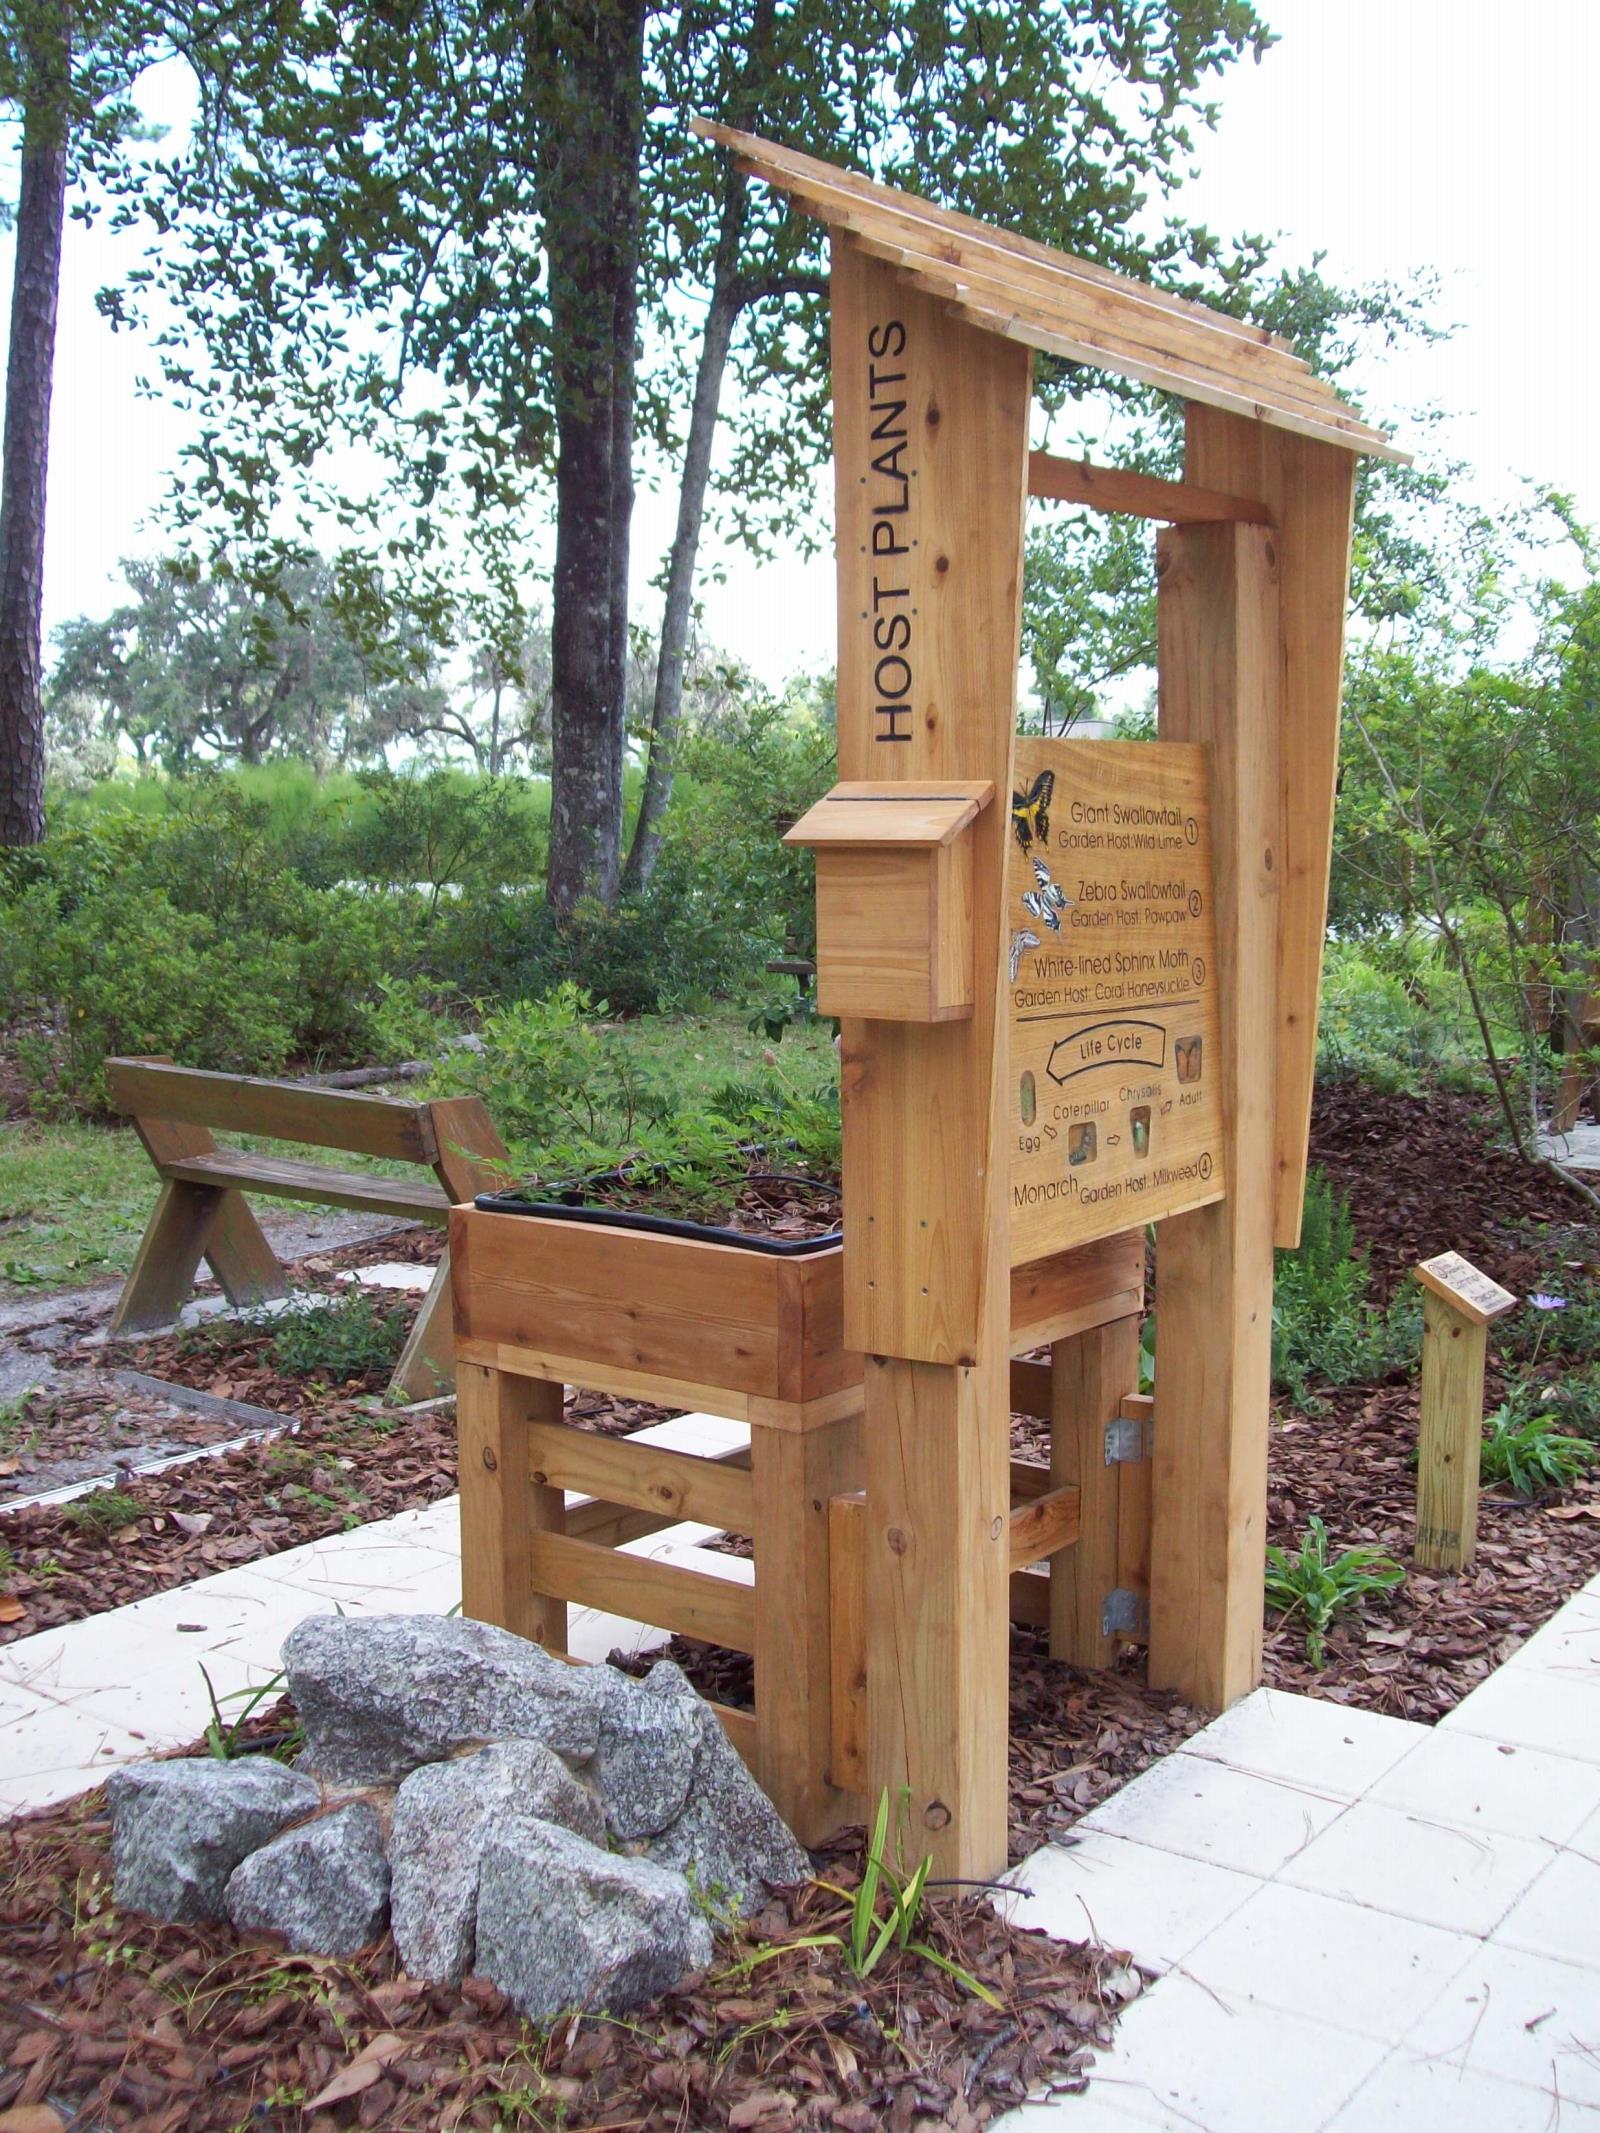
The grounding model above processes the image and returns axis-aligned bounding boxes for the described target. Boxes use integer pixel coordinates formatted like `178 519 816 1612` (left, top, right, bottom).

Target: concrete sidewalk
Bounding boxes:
997 1583 1600 2131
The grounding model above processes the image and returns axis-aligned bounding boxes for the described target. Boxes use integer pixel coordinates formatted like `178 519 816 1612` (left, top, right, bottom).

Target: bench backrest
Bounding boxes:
107 1060 438 1167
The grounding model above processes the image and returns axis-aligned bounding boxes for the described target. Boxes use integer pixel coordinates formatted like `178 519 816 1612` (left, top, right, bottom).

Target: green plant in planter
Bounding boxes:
1481 1394 1596 1498
1264 1517 1404 1667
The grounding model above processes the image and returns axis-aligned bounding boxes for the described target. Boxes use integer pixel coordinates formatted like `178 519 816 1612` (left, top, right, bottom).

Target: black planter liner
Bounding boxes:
475 1162 843 1259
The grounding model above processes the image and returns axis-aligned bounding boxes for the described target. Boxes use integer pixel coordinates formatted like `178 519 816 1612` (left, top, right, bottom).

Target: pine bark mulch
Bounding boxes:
0 1777 1139 2133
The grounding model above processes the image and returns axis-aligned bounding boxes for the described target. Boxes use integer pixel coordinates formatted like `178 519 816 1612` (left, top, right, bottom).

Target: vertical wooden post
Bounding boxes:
457 1362 568 1653
827 1489 868 1796
1148 520 1282 1711
1049 1315 1141 1666
752 1416 862 1845
830 239 1030 1879
1415 1292 1487 1570
1413 1252 1517 1570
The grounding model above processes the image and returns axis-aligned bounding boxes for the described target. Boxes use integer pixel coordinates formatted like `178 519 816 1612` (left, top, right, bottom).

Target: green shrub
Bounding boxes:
1264 1516 1405 1666
1272 1169 1417 1406
429 983 668 1158
1316 937 1488 1094
269 1291 411 1379
64 1487 144 1535
1480 1392 1596 1497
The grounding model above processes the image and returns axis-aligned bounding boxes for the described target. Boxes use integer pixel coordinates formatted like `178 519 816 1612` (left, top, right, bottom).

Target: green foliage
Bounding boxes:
1316 939 1487 1094
0 784 410 1107
737 1791 1000 2007
430 984 666 1156
1271 1170 1417 1407
1480 1392 1596 1498
64 1488 144 1536
1264 1517 1405 1668
268 1292 411 1380
200 1666 303 1762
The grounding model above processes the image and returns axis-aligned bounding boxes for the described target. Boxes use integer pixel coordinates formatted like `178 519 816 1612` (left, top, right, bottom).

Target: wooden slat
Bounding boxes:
163 1152 449 1223
525 1417 755 1533
1028 452 1272 526
107 1059 437 1164
786 780 993 848
563 1443 752 1552
426 1094 509 1203
1148 523 1281 1710
458 1364 567 1653
528 1528 757 1655
1010 1231 1145 1346
868 235 1384 444
1008 1483 1080 1570
693 125 1404 462
1182 410 1360 1245
116 1088 286 1314
698 122 1302 360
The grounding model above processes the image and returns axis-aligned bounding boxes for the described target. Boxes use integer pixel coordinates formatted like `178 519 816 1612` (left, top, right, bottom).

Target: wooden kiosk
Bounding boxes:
451 128 1406 1882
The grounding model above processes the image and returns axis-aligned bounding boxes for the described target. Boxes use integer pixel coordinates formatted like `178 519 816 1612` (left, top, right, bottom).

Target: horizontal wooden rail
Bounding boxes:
164 1153 449 1224
107 1059 438 1165
526 1419 754 1533
529 1529 756 1655
564 1444 752 1552
1027 451 1272 527
1008 1483 1081 1569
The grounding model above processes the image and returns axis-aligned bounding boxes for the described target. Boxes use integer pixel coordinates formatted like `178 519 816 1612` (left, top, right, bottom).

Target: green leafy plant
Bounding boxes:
1264 1516 1405 1667
732 1791 1000 2007
63 1487 144 1536
1481 1395 1596 1498
1272 1170 1418 1407
201 1666 305 1762
268 1291 410 1379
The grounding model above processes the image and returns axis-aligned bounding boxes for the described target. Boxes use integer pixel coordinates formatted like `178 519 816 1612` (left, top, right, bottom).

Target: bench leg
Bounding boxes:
457 1362 567 1652
110 1181 228 1334
390 1252 454 1401
752 1413 863 1847
204 1193 288 1309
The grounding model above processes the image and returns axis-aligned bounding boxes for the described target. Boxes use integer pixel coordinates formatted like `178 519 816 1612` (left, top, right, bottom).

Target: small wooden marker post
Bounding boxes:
1414 1251 1518 1570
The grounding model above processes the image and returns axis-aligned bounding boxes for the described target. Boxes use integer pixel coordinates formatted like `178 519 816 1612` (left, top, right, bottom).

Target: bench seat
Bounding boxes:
163 1151 452 1223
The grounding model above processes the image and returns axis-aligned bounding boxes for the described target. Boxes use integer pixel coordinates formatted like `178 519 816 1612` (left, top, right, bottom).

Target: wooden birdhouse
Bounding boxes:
785 780 993 1021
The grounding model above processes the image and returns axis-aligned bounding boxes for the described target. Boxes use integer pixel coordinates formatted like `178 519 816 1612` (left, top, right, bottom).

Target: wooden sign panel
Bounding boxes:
1007 737 1227 1262
1415 1251 1517 1326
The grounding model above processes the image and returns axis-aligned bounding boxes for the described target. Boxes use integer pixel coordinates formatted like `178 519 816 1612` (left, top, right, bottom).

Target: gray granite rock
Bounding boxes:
389 1741 605 1984
283 1614 605 1783
475 1817 713 2020
592 1660 701 1840
225 1801 390 1956
647 1696 809 1916
108 1758 320 1924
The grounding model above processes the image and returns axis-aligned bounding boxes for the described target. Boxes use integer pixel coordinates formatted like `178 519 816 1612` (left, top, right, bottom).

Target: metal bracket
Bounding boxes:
1101 1588 1148 1639
1104 1416 1151 1465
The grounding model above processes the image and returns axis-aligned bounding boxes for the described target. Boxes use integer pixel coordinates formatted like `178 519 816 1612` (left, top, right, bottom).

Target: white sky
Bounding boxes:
24 0 1600 689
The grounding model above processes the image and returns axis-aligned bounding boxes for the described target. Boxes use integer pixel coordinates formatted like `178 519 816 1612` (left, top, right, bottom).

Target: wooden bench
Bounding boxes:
106 1058 508 1400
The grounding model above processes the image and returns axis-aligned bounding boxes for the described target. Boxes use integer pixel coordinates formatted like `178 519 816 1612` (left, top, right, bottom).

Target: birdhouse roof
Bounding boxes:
694 121 1408 465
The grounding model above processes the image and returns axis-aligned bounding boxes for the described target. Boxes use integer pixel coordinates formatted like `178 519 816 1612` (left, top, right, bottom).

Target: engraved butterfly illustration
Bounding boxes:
1022 854 1072 933
1009 928 1041 982
1011 768 1055 853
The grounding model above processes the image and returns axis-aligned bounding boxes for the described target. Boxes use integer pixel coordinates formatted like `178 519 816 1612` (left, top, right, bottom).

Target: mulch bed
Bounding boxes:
0 1770 1138 2133
0 1385 673 1647
0 1374 272 1507
1307 1077 1593 1301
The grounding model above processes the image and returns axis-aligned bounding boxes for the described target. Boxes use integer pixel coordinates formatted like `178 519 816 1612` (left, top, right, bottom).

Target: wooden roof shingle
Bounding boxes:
694 120 1409 465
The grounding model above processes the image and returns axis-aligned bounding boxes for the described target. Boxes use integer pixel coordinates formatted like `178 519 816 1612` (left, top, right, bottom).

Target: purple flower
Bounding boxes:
1529 1293 1567 1311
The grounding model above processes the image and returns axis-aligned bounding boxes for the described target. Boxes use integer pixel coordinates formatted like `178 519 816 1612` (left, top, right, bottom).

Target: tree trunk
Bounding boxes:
0 5 70 846
621 0 776 895
540 0 645 916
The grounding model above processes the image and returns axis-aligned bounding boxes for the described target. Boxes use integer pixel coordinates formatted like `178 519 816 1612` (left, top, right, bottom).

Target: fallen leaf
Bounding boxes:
304 2032 409 2109
0 1594 25 1623
0 1455 20 1475
0 2106 68 2132
171 1511 214 1537
1545 1502 1600 1522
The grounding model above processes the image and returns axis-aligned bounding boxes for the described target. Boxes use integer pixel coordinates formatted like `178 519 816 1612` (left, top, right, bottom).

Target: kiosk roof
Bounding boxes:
695 120 1408 466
